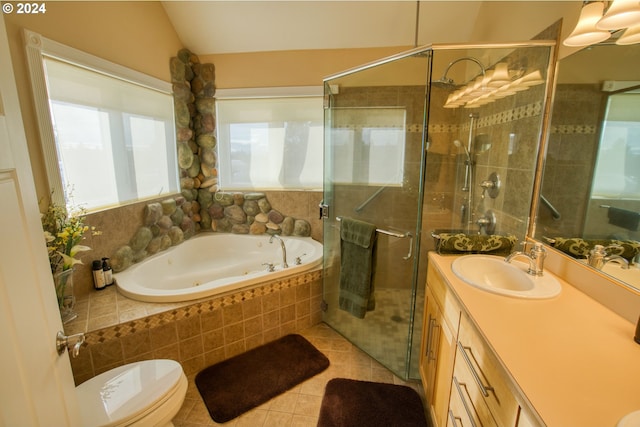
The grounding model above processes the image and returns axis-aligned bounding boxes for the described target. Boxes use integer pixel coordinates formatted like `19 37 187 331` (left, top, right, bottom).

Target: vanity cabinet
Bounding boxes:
420 264 462 427
449 312 518 427
422 260 541 427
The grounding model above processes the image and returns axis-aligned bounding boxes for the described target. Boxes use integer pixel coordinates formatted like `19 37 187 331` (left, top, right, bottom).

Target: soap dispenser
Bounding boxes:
92 260 106 290
102 257 113 286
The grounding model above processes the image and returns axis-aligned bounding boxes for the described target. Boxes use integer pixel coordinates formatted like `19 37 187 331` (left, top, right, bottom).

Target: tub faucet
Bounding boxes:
588 245 629 270
269 234 289 268
505 242 546 276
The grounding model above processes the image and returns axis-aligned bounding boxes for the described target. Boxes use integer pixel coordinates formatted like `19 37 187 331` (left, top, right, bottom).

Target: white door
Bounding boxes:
0 13 80 427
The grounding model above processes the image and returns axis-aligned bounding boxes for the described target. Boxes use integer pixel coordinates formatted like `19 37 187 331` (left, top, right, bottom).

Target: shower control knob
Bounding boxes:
480 172 501 199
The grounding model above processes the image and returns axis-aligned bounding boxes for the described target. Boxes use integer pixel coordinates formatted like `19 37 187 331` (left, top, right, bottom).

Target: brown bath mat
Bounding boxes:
195 334 329 423
317 378 428 427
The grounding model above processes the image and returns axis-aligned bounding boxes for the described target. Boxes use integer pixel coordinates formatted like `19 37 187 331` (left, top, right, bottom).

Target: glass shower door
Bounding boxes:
322 50 431 379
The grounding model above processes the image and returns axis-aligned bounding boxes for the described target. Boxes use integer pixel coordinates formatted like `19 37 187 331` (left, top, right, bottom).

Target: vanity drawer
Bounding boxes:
427 264 461 332
448 374 488 427
457 314 519 427
453 347 497 427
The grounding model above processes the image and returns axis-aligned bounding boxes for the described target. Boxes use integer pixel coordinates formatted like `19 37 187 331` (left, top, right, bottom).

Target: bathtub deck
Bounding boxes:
64 265 323 336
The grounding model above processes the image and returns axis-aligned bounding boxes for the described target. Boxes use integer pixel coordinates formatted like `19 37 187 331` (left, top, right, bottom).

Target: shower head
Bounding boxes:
433 56 486 89
431 77 459 90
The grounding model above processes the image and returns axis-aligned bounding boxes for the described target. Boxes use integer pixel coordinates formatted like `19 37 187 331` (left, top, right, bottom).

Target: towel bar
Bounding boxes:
335 216 413 260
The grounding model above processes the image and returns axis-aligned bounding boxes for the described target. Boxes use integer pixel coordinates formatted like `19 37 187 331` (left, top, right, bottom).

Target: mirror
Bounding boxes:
535 42 640 290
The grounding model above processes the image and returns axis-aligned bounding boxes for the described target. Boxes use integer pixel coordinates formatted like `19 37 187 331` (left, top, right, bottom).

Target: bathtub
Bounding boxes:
114 233 323 303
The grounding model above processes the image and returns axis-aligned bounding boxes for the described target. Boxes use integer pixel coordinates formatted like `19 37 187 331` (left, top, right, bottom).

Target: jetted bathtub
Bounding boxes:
114 233 323 302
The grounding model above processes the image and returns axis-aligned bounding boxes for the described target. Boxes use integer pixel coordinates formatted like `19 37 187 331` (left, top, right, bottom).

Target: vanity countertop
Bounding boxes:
429 252 640 427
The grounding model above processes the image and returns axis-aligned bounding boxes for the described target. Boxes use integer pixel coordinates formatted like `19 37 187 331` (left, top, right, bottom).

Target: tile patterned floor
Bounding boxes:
174 322 425 427
323 288 424 379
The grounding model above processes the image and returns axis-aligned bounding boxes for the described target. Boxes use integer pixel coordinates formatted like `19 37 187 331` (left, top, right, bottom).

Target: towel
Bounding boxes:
607 207 640 231
339 218 377 319
550 237 640 262
434 233 518 256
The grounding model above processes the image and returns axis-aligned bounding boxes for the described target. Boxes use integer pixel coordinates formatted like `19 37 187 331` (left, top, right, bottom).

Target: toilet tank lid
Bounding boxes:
76 359 184 427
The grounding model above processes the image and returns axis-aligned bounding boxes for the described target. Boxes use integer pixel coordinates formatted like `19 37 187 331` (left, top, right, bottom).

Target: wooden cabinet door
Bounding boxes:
421 285 458 427
420 287 440 403
431 313 457 427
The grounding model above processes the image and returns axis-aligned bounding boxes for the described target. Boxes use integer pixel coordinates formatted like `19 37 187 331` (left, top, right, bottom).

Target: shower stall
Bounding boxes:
322 41 555 380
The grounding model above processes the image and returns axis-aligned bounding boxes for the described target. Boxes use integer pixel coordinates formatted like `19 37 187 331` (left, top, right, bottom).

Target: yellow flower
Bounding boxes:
41 193 100 274
60 245 91 270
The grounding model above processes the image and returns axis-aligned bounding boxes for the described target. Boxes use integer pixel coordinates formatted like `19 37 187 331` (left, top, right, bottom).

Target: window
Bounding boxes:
216 91 323 190
329 107 406 185
26 31 178 211
592 92 640 199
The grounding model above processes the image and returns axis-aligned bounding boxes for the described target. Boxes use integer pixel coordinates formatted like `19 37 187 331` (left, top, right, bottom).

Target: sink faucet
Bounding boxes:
505 242 546 276
269 234 289 268
588 245 630 270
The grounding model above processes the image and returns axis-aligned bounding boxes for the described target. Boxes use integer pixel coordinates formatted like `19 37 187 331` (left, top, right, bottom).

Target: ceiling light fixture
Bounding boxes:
443 63 544 109
596 0 640 30
563 0 640 47
616 22 640 44
563 2 612 46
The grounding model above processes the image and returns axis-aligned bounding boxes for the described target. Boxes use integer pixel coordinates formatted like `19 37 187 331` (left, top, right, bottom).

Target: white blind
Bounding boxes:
216 96 324 190
44 58 173 119
43 57 178 210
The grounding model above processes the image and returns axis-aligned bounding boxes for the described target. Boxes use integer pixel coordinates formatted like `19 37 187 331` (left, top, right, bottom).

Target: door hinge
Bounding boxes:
321 300 328 312
318 201 329 219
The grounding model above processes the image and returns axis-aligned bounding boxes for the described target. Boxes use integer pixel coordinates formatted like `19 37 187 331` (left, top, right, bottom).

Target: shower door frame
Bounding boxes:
321 46 433 380
321 40 558 380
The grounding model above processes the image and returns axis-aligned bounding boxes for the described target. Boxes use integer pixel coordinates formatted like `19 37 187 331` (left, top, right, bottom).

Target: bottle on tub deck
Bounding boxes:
92 260 106 290
102 257 113 286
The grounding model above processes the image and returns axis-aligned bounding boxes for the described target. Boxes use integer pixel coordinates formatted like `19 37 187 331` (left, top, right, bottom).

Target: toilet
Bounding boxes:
75 359 188 427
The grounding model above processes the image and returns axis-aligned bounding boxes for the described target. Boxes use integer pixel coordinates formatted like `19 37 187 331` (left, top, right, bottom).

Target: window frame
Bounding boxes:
24 29 176 210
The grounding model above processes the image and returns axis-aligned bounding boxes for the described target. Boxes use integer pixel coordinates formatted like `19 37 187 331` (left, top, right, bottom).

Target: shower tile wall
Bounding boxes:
427 47 552 246
538 84 604 237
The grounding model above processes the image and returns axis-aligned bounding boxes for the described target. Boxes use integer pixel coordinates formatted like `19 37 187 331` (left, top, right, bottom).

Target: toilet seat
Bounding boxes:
76 359 187 427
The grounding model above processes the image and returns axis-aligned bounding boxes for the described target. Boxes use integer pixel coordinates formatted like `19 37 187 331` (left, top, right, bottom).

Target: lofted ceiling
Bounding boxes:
161 1 581 56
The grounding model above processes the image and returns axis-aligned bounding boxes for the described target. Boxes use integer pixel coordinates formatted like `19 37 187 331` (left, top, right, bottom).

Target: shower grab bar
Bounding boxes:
541 194 561 220
335 216 413 260
354 186 387 213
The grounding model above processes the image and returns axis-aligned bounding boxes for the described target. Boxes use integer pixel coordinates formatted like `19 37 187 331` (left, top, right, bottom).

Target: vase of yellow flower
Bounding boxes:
53 267 77 323
41 194 98 323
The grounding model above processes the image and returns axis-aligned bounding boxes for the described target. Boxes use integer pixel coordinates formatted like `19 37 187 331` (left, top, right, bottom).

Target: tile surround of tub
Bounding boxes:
68 268 323 385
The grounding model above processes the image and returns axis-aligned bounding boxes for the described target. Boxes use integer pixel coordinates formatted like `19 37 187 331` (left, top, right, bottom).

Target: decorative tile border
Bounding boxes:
331 102 544 136
476 101 543 129
550 124 597 134
84 269 322 346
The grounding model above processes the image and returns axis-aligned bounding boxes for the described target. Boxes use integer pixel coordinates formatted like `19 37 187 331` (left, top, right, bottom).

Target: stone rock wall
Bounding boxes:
110 50 311 273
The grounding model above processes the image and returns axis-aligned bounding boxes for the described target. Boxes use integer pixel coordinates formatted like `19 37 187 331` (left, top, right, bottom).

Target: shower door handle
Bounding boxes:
402 233 413 260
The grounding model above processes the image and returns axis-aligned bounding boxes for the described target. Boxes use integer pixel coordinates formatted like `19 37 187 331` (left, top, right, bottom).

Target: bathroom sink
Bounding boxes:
600 263 640 288
451 255 561 299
